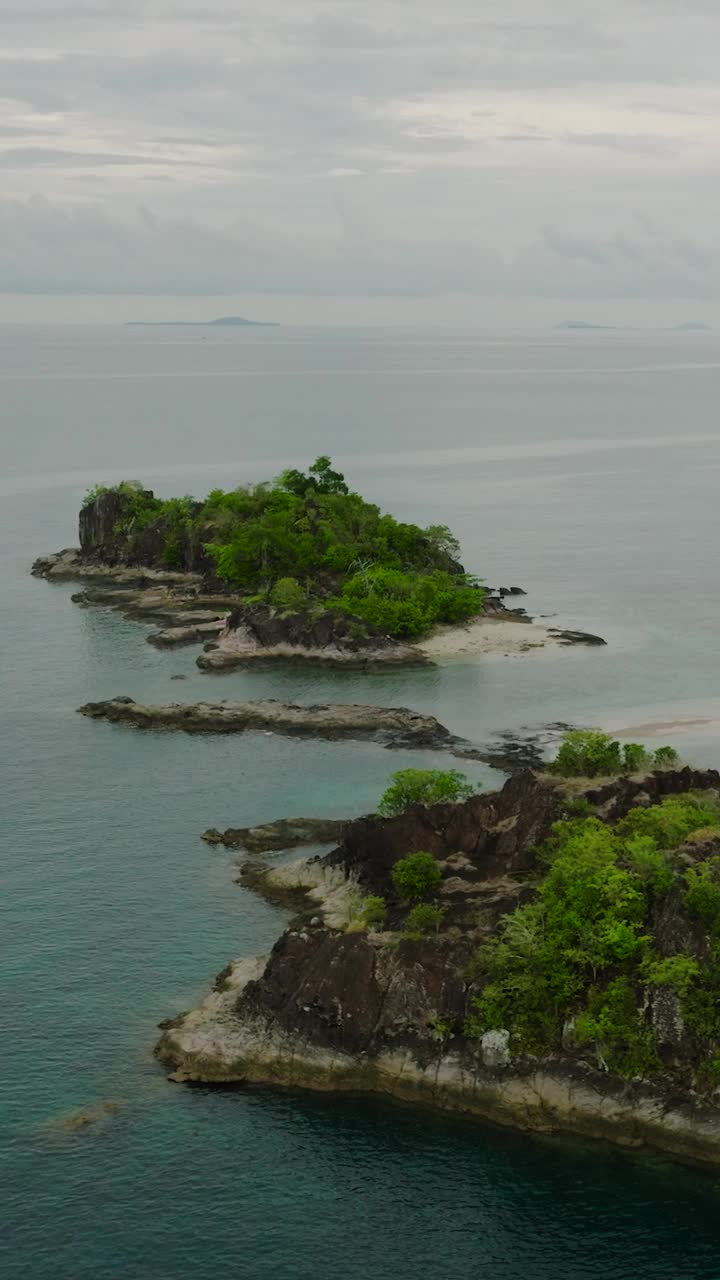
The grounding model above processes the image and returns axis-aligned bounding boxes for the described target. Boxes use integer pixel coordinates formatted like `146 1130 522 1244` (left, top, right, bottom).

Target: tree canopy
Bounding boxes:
83 459 484 640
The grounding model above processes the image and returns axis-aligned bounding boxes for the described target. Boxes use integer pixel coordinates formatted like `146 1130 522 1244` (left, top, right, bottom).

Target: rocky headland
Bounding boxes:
156 764 720 1166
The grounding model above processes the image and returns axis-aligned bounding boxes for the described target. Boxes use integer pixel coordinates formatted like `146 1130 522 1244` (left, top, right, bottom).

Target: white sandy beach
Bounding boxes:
415 616 560 660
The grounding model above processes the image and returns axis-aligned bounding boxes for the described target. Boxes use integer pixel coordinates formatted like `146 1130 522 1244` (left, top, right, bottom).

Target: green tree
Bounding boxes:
270 577 307 614
642 954 700 997
378 769 475 818
549 730 681 779
575 978 659 1077
361 896 388 929
549 731 623 777
684 858 720 930
391 852 443 903
617 793 719 850
622 743 651 774
277 456 349 497
403 903 446 939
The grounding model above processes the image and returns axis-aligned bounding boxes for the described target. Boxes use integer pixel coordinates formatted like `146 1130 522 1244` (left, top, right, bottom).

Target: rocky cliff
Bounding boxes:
198 602 424 669
157 766 720 1165
78 487 211 573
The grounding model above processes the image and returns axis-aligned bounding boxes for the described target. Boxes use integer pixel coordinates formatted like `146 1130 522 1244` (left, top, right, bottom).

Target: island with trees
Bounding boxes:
156 731 720 1167
34 458 598 666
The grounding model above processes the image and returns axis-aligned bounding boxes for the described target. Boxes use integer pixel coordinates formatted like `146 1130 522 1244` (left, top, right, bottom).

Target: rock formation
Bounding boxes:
197 603 424 670
157 766 720 1166
77 695 454 748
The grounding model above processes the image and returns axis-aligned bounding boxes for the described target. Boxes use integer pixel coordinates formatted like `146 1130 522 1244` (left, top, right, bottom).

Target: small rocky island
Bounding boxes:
78 695 454 749
157 734 720 1166
32 458 604 667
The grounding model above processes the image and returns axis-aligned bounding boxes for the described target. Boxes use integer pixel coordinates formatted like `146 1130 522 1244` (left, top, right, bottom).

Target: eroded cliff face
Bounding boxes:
198 603 421 669
78 489 211 573
156 767 720 1163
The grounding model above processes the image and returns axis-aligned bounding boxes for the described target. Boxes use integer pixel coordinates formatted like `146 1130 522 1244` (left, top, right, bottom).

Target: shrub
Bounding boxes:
617 794 719 851
622 743 651 774
575 978 659 1078
378 769 475 818
270 577 307 614
403 903 446 939
642 954 700 997
332 567 484 638
622 834 673 894
391 852 443 903
550 731 623 778
427 1014 453 1040
684 859 720 931
361 896 387 930
681 956 720 1041
549 730 681 779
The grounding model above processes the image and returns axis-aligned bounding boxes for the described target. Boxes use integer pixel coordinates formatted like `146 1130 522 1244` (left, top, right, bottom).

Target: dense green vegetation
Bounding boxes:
548 730 679 778
378 768 475 818
84 459 484 639
465 792 720 1082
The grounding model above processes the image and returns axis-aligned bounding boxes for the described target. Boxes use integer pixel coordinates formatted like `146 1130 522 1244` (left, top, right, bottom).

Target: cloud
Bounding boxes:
1 0 720 304
0 194 716 303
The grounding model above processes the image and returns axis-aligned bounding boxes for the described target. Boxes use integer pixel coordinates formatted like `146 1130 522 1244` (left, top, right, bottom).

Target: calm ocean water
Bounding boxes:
3 325 720 1278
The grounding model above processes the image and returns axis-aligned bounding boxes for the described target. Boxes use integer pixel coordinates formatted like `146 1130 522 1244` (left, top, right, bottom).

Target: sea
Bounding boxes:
3 324 720 1279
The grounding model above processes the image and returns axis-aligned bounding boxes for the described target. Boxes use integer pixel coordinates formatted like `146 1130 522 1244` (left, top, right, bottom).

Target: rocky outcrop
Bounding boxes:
548 628 607 647
77 695 454 748
197 603 423 670
202 816 348 853
156 766 720 1165
156 966 720 1165
147 619 227 648
31 548 201 589
78 487 211 573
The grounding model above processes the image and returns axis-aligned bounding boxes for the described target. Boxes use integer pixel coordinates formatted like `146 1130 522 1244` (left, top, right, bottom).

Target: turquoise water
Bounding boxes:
4 326 720 1278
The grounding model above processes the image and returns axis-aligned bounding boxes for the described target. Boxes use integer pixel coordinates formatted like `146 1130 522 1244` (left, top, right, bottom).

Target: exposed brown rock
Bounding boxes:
76 695 453 748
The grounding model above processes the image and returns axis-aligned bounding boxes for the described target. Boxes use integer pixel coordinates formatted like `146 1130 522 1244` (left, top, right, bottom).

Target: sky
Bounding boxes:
1 0 719 324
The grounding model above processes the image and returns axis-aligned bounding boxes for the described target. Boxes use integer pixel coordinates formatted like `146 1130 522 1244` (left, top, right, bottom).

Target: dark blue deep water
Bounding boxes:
4 326 720 1278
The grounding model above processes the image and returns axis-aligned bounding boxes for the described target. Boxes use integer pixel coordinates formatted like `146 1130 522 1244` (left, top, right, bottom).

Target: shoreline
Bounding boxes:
155 767 720 1168
32 549 605 665
416 616 555 659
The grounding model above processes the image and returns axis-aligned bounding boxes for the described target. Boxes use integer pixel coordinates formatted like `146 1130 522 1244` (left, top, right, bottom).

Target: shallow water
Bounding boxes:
4 325 720 1278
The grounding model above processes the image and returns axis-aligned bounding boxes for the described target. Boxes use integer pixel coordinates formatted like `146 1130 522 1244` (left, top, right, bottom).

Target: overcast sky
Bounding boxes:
1 0 719 323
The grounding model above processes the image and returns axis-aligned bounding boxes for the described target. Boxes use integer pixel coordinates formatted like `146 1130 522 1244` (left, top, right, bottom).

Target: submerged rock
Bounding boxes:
77 695 454 748
202 816 348 853
548 628 607 646
42 1099 126 1133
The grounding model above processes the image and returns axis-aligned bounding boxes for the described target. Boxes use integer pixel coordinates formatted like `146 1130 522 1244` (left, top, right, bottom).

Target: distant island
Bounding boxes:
125 316 279 328
557 320 712 333
556 320 619 331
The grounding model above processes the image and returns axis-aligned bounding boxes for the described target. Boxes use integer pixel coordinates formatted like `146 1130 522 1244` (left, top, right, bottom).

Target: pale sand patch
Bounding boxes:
615 717 714 737
415 616 559 660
